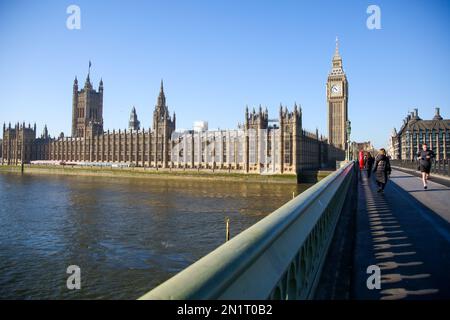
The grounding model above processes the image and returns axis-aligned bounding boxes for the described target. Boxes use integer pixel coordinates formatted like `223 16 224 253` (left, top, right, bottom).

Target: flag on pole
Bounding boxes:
87 60 92 79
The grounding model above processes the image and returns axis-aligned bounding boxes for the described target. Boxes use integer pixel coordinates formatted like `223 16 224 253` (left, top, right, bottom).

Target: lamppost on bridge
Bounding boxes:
346 120 351 161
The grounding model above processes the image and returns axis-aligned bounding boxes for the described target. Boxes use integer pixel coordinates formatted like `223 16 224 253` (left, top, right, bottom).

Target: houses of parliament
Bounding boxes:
1 41 347 177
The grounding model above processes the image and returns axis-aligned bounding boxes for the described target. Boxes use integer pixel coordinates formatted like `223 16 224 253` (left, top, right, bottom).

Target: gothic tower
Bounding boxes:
243 105 269 172
71 63 104 138
327 37 348 150
244 105 268 130
129 106 140 131
278 104 302 174
153 80 175 168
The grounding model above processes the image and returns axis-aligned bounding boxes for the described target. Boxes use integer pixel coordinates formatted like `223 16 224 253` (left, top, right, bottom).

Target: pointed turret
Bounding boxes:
330 36 344 75
85 74 92 89
129 106 140 131
245 106 249 129
42 124 49 139
433 107 443 121
156 79 167 109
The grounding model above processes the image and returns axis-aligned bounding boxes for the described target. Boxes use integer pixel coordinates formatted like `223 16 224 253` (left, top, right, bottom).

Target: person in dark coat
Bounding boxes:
373 148 391 193
365 152 375 178
417 143 435 189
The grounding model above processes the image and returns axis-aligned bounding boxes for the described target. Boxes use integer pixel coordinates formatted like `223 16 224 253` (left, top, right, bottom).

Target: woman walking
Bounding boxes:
373 148 391 193
417 143 435 189
365 152 375 178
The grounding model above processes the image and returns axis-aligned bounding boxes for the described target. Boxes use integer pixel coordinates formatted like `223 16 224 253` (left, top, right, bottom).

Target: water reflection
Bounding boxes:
0 172 308 299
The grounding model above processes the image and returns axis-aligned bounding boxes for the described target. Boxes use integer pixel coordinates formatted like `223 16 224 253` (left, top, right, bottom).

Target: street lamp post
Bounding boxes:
346 120 351 161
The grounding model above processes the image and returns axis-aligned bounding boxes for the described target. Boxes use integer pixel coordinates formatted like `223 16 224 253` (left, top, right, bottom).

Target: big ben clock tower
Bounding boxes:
327 37 348 150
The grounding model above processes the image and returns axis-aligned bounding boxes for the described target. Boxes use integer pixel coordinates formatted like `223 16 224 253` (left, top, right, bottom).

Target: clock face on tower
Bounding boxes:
331 84 340 94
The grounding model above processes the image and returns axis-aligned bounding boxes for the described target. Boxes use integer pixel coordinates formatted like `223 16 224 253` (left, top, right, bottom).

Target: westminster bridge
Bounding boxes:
139 161 450 300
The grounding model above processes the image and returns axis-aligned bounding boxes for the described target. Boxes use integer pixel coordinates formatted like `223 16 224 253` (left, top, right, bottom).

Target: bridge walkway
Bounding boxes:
352 168 450 299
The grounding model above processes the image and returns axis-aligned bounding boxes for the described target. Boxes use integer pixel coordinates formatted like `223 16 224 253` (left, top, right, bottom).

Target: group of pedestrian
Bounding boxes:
359 149 391 193
358 143 435 193
360 150 390 192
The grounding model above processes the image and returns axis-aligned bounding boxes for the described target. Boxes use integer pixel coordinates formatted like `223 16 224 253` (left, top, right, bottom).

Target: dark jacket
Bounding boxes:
374 154 391 184
365 156 375 169
417 149 435 167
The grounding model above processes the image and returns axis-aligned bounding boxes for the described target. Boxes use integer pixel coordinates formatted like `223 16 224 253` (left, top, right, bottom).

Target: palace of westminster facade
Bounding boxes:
1 42 347 176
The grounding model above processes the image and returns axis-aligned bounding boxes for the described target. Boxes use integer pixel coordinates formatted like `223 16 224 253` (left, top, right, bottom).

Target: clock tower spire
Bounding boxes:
327 36 348 152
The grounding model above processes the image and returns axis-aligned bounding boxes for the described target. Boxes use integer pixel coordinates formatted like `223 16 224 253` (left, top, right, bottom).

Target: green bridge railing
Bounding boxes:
139 161 356 300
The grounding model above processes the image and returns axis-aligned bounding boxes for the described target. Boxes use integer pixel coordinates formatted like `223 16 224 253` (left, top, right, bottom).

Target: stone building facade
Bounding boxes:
169 105 342 174
1 76 343 174
389 108 450 160
2 42 346 175
1 123 37 165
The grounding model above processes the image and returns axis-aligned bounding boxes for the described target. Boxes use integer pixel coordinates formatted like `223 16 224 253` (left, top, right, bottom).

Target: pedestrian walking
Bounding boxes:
373 148 391 193
365 152 375 178
417 143 435 189
359 151 365 170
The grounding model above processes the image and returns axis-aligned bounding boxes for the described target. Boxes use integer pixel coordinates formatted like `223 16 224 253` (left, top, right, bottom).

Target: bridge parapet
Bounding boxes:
139 161 356 300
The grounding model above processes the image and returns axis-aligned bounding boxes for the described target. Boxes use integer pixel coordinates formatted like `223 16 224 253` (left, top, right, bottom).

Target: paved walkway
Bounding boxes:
353 169 450 300
390 169 450 223
391 165 450 188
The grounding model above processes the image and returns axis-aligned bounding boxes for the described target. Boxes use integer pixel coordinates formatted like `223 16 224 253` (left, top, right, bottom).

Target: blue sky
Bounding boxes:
0 0 449 148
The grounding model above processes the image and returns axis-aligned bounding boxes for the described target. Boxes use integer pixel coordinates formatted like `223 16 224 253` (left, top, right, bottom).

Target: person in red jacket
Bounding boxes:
359 151 365 170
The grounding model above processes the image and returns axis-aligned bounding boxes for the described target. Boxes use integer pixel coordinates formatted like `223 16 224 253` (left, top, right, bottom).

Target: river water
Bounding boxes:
0 172 309 299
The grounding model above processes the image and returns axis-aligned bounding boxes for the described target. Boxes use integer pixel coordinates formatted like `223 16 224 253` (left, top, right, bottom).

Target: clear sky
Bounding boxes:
0 0 449 148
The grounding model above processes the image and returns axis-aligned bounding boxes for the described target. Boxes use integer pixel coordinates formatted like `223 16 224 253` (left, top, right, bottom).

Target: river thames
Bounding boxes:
0 172 309 299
